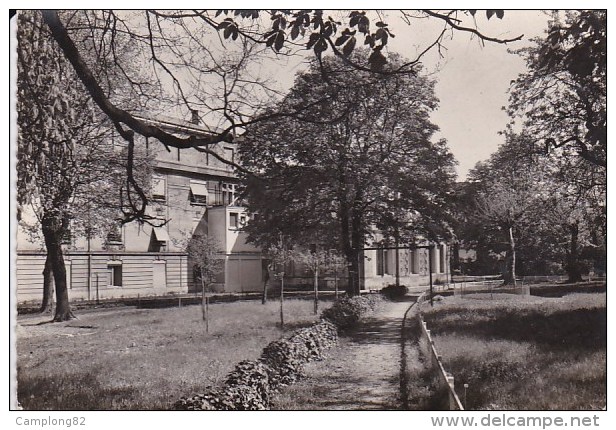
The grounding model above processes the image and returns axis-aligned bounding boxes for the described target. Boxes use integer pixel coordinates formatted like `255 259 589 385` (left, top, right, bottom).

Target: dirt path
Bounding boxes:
271 297 418 410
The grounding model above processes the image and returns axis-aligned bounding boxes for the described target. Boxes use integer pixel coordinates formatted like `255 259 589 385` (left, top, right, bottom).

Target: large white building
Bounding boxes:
16 115 263 304
16 115 450 304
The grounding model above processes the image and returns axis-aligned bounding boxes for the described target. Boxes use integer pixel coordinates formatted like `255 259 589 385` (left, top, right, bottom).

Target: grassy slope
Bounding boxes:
422 293 606 410
16 299 329 410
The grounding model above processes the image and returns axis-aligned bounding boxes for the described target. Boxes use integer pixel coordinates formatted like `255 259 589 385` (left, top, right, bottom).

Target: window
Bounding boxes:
229 212 239 229
222 182 236 205
107 224 123 244
189 180 208 205
107 262 122 287
376 248 385 276
152 175 166 201
223 146 235 165
148 226 169 252
440 244 447 274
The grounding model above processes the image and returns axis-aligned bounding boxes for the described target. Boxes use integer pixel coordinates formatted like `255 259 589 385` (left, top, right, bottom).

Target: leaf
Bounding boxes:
469 10 477 16
496 10 504 19
274 30 285 52
358 16 370 34
342 36 356 56
368 49 387 71
314 38 328 56
335 34 349 46
290 24 300 40
306 32 320 49
486 10 495 20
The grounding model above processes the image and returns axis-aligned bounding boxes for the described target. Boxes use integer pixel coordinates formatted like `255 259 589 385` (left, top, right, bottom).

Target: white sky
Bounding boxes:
265 10 552 180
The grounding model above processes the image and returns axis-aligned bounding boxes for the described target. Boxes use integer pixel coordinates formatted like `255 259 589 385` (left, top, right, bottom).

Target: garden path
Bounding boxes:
271 296 418 410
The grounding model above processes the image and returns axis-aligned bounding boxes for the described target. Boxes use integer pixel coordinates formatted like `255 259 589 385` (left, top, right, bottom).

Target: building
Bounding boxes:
16 115 262 304
16 114 450 304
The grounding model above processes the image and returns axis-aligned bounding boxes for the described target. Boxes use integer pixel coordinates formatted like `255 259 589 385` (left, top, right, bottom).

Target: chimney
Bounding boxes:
190 109 200 125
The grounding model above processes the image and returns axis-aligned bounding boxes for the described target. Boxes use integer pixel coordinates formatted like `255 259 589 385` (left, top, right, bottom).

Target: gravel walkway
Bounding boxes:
271 296 418 410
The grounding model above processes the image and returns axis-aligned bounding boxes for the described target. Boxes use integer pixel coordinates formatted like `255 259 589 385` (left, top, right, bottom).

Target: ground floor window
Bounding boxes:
376 248 385 276
107 263 122 287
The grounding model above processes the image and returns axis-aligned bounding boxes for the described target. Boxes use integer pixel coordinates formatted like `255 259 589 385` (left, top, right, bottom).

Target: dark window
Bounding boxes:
189 181 208 205
229 212 238 229
152 176 166 202
440 244 446 274
376 248 385 276
108 264 122 287
107 225 123 244
223 146 235 165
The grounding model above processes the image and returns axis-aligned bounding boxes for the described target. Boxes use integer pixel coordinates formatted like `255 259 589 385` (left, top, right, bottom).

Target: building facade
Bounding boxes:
16 115 450 304
16 115 262 304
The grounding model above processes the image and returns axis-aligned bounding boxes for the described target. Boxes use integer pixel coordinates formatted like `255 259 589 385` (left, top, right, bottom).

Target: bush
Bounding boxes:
380 284 409 300
321 295 383 330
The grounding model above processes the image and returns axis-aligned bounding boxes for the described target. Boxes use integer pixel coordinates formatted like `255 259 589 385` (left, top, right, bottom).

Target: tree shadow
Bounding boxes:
424 306 606 352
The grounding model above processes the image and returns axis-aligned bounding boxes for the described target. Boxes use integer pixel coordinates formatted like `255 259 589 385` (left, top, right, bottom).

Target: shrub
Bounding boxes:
321 295 383 330
380 284 409 300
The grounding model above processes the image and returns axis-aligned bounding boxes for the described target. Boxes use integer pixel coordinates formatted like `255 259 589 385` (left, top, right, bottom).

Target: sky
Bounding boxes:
249 10 554 180
271 10 553 180
413 11 553 179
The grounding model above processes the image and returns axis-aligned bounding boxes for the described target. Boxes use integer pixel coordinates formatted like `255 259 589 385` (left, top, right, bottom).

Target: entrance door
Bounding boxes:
153 261 167 292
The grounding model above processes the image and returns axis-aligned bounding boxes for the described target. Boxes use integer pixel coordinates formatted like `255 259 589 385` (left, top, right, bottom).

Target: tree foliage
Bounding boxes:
508 10 606 167
29 10 521 223
460 132 605 281
17 11 153 320
239 52 456 295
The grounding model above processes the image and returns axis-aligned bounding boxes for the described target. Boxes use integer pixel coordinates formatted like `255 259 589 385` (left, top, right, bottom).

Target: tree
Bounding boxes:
474 181 541 286
506 11 606 280
508 10 606 168
29 10 520 224
463 132 604 283
326 251 347 299
186 235 224 332
293 247 330 315
260 235 293 328
239 52 456 295
17 11 153 320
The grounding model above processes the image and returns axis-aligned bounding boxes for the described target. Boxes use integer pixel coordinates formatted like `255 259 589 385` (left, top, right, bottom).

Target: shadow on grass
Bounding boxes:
424 306 606 352
343 316 402 345
18 370 138 410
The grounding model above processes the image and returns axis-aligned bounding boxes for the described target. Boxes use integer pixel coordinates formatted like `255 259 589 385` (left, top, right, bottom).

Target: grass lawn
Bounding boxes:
422 293 606 410
16 298 329 410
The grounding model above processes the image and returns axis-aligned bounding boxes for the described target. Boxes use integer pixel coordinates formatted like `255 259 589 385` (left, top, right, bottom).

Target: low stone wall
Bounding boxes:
174 295 382 410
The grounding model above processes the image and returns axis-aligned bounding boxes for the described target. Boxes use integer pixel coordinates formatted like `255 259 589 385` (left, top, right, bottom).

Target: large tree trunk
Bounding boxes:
565 222 584 283
40 256 54 314
42 218 74 322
